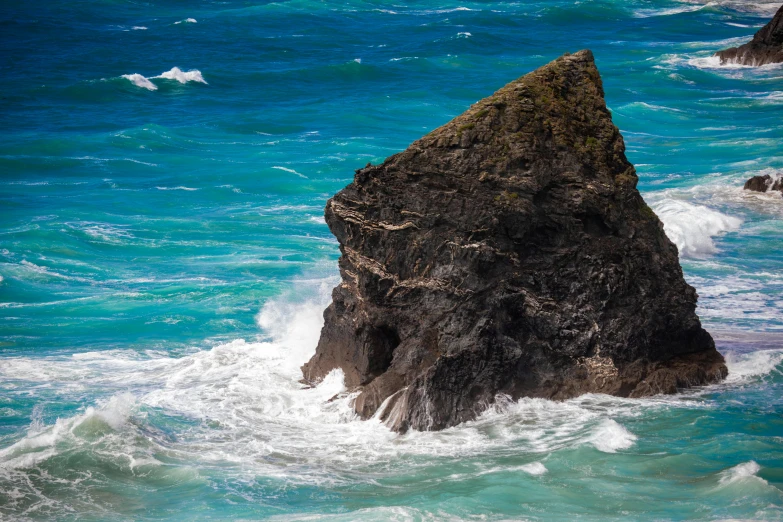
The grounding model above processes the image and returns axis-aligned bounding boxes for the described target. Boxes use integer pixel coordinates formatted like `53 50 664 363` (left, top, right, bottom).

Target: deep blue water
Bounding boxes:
1 0 782 520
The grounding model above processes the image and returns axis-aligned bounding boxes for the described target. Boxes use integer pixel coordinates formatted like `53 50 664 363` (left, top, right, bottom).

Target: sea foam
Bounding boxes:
152 67 207 84
633 3 707 18
2 274 780 490
0 277 646 483
0 393 138 470
271 165 308 179
650 198 742 257
724 349 783 383
122 67 206 90
588 419 638 453
122 73 158 91
718 461 767 486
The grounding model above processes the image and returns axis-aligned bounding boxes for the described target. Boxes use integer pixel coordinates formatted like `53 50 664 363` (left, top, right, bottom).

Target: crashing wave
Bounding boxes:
152 67 207 84
650 198 742 257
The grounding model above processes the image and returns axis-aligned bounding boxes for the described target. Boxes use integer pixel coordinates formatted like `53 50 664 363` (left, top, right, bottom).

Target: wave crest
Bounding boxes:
121 67 206 90
650 199 742 257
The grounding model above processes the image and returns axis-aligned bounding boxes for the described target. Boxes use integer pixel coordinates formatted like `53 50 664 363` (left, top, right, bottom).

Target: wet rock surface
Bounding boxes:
744 174 783 196
302 50 727 432
716 5 783 66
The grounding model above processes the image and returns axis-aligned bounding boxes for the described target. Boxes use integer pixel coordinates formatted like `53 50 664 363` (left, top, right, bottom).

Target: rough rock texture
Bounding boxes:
744 174 783 196
716 5 783 66
302 50 727 432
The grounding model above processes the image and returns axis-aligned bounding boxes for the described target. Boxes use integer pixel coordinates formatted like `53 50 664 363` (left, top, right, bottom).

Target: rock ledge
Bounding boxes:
716 5 783 66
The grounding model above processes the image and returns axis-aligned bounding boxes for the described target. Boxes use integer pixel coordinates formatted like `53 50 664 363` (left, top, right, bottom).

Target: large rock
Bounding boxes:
744 174 783 195
302 50 727 432
716 5 783 66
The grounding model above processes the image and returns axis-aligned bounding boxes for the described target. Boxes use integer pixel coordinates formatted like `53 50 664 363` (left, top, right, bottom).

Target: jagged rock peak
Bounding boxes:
302 50 727 432
716 5 783 66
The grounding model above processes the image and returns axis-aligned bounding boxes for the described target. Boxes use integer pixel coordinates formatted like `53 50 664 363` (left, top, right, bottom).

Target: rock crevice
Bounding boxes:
302 50 727 432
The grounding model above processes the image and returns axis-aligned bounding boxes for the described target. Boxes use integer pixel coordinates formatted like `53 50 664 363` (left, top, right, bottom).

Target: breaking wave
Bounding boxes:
724 349 783 383
650 198 742 257
1 273 782 516
121 67 207 90
718 461 765 485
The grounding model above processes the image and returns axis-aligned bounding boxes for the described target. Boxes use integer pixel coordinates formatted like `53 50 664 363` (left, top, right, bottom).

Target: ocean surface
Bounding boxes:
1 0 782 520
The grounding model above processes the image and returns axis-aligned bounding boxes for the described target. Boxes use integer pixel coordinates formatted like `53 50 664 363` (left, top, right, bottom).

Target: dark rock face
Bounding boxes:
744 174 783 195
716 5 783 66
302 50 727 432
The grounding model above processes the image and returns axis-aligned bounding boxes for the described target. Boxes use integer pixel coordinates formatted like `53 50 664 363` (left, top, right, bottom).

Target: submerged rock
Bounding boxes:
716 5 783 66
744 174 783 196
302 50 727 432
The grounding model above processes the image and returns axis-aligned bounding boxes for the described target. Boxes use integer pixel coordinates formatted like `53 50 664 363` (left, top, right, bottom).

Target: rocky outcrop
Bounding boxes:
302 50 727 432
744 174 783 195
716 5 783 66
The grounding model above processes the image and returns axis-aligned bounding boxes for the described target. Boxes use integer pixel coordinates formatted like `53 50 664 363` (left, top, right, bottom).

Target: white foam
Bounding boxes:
122 67 206 90
757 91 783 104
674 0 781 16
132 26 147 30
3 271 781 489
476 461 548 477
18 260 93 283
634 3 709 18
0 393 137 470
174 18 197 24
66 221 134 243
649 198 742 257
718 461 765 485
255 287 331 368
0 281 603 481
431 6 474 13
587 419 637 453
267 506 467 522
687 54 783 70
647 172 783 221
724 349 783 383
155 186 199 191
75 155 157 167
272 165 308 179
518 461 548 475
122 73 157 91
152 67 207 84
619 101 685 113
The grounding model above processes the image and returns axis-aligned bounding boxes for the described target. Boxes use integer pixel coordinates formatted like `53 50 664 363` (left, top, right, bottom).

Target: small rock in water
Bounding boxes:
715 5 783 66
302 50 727 432
744 174 783 196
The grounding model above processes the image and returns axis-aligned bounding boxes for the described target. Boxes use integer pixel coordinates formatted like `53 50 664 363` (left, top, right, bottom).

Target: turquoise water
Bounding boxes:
1 0 783 519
